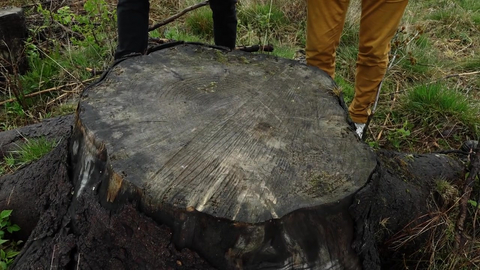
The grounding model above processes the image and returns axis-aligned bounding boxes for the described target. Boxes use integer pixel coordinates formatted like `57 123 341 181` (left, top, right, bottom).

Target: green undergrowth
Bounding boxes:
1 0 116 132
0 210 22 270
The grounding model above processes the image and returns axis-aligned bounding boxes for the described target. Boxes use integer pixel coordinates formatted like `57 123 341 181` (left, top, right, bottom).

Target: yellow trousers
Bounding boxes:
306 0 408 123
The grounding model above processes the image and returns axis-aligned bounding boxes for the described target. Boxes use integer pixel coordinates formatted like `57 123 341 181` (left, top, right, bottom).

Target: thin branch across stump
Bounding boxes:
70 44 377 269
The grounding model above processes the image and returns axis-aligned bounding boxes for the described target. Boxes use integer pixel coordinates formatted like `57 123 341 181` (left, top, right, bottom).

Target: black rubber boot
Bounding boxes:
209 0 237 49
115 0 150 59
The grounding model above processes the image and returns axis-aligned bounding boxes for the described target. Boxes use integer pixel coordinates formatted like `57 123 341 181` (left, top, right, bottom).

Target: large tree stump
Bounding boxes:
69 43 377 269
3 43 466 270
0 7 28 76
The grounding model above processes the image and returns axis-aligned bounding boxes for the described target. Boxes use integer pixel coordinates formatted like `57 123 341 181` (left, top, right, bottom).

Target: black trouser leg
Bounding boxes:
209 0 237 49
115 0 150 59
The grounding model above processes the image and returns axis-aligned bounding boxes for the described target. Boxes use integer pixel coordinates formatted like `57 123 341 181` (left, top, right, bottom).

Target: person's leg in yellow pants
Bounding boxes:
306 0 350 78
306 0 408 126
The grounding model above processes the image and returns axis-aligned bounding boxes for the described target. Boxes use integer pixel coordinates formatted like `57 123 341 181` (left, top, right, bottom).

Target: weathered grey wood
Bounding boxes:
69 43 377 269
0 7 28 75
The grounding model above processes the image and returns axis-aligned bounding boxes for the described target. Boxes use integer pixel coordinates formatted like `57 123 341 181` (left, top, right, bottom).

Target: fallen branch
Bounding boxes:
235 44 274 53
149 1 209 32
455 145 480 250
0 78 96 106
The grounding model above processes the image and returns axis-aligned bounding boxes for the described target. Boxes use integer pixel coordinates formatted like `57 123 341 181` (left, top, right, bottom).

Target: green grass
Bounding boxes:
237 4 287 30
1 137 59 174
404 83 478 125
264 42 297 59
461 55 480 72
163 26 204 43
184 8 214 40
237 3 295 46
335 76 355 104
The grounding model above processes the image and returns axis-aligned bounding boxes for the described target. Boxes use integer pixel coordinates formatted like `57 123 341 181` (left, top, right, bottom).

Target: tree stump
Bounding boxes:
0 7 28 76
69 43 377 269
2 44 467 270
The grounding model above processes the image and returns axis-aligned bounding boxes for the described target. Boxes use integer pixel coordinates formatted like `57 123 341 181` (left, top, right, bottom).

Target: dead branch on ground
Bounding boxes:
0 78 96 106
149 1 209 32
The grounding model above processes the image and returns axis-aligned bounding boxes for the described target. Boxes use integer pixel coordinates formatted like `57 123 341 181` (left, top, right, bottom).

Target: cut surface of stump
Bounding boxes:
70 43 377 269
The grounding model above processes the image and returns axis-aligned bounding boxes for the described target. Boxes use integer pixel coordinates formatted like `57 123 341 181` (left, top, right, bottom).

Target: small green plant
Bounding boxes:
0 210 21 270
468 200 478 208
387 121 412 150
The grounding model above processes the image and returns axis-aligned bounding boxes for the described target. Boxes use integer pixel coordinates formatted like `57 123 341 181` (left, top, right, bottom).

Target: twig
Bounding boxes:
76 253 81 270
372 52 397 114
149 1 209 32
46 83 82 106
455 146 480 250
7 186 15 205
148 38 173 45
0 78 96 106
445 71 480 79
55 21 84 40
50 244 57 270
46 92 71 106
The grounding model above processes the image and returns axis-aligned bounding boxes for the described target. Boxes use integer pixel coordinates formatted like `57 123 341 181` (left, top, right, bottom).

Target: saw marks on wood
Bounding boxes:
77 44 376 223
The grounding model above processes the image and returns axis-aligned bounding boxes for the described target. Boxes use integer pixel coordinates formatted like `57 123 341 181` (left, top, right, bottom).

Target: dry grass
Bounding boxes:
385 186 480 270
